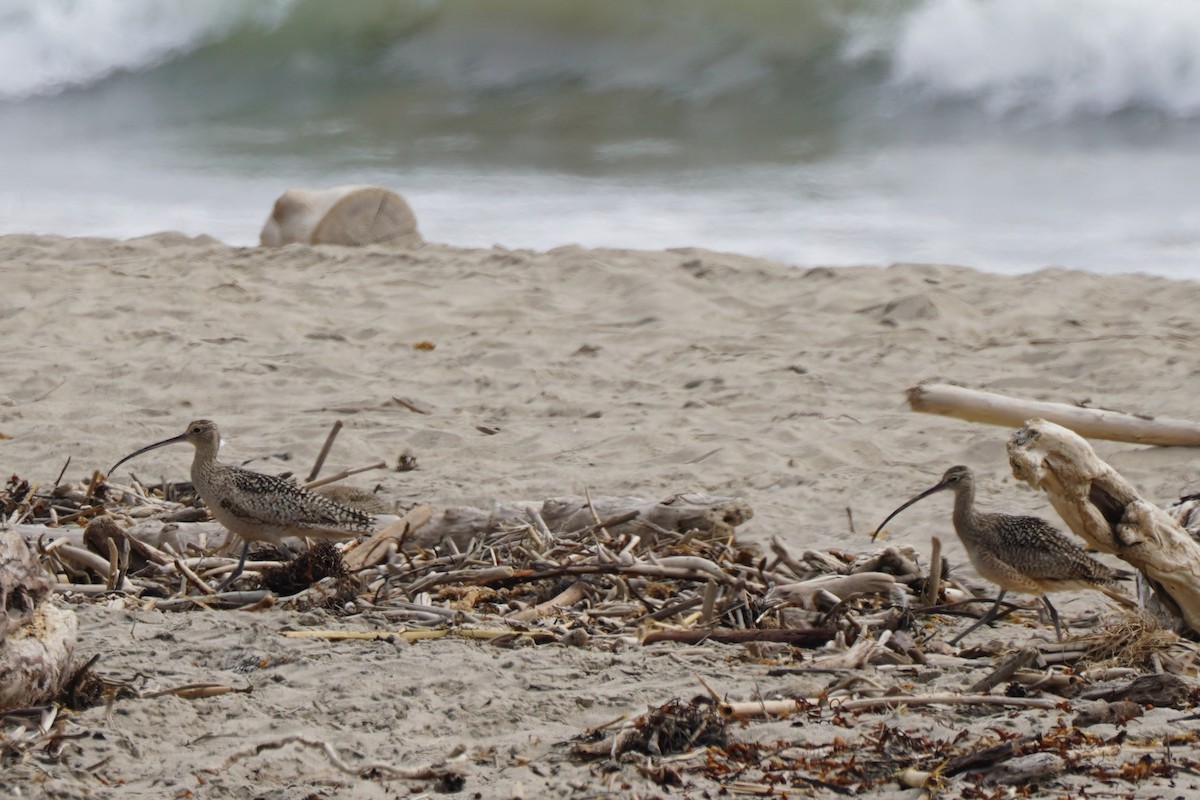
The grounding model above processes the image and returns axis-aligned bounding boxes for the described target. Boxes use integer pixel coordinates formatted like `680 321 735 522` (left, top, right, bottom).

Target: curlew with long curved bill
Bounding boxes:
872 465 1132 644
109 420 375 588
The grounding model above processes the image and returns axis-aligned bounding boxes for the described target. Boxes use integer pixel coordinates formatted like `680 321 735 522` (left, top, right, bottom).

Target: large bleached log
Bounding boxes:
260 186 422 247
1006 419 1200 633
407 493 752 551
0 528 78 711
15 495 751 568
909 382 1200 446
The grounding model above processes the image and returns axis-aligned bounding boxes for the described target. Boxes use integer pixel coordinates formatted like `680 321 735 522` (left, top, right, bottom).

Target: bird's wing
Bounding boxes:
997 515 1121 583
220 468 375 534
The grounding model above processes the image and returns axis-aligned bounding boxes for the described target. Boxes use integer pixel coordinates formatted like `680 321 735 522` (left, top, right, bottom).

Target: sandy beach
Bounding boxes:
4 232 1200 798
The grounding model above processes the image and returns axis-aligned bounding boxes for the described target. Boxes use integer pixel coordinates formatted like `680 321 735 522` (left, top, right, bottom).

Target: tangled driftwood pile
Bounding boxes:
5 416 1200 794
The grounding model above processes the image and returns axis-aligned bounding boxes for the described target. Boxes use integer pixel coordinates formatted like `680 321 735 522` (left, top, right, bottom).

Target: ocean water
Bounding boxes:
3 0 1200 277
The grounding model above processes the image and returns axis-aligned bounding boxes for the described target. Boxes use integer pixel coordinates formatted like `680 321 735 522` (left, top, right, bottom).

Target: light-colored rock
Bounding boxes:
260 185 422 247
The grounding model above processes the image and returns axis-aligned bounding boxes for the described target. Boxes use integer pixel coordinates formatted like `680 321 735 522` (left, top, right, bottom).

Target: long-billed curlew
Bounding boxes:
109 420 375 587
872 465 1131 643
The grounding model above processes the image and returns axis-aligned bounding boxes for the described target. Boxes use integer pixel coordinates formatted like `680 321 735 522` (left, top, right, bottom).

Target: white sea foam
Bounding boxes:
881 0 1200 117
0 0 288 100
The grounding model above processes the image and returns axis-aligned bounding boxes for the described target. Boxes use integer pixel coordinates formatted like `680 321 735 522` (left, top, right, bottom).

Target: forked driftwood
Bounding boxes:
0 529 78 712
909 382 1200 446
1006 419 1200 633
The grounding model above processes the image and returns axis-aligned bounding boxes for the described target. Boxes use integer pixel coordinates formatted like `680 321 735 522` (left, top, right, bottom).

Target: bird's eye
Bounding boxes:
191 426 202 434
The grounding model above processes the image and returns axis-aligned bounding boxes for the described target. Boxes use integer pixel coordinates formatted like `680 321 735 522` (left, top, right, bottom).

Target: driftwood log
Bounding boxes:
1007 419 1200 633
909 382 1200 446
407 493 752 552
15 494 751 564
0 528 77 711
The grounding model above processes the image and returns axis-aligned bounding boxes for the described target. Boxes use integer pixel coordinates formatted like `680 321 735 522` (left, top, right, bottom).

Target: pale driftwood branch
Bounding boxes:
718 693 1058 719
0 529 78 712
1007 419 1200 632
508 581 589 622
343 505 433 570
642 628 836 647
303 461 388 491
970 646 1039 694
765 572 896 609
909 382 1200 446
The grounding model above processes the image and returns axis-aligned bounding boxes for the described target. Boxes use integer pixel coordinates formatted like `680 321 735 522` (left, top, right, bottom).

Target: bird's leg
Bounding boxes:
948 590 1008 646
218 540 251 591
1040 595 1065 641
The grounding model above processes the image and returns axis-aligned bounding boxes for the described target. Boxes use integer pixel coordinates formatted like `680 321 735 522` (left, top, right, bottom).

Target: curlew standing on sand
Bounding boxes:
872 465 1132 643
109 420 375 587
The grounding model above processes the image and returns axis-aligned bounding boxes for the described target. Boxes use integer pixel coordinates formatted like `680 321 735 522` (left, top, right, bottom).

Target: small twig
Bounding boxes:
52 457 72 492
105 537 121 591
83 469 103 503
644 628 836 647
303 461 387 490
142 683 252 700
391 396 433 415
969 646 1039 694
719 693 1060 719
174 558 216 596
306 421 343 482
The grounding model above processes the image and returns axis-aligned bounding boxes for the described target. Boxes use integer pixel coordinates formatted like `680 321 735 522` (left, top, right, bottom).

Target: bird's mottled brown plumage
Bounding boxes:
873 464 1131 642
110 420 375 586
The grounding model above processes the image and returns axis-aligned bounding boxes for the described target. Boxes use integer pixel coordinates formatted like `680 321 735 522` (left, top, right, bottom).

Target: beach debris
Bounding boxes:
0 528 77 713
259 185 422 248
1009 419 1200 635
562 670 1199 795
872 464 1133 643
570 697 727 762
908 381 1200 446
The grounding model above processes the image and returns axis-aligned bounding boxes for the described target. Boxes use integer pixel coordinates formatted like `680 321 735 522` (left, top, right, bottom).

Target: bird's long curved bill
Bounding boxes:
870 481 949 542
108 433 189 476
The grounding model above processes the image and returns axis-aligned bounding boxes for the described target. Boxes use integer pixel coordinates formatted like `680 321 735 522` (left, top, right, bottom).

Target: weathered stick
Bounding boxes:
343 505 433 570
303 460 387 491
1007 419 1200 632
642 628 836 647
281 629 552 642
766 572 896 608
509 581 588 622
970 646 1039 694
909 382 1200 446
718 693 1059 719
307 420 343 482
